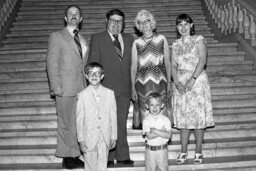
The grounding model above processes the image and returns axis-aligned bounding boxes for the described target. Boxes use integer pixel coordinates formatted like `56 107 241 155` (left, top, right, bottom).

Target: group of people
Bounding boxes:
47 4 214 171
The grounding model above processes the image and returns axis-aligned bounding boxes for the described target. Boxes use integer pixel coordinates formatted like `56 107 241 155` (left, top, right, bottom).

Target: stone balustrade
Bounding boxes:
0 0 17 32
205 0 256 46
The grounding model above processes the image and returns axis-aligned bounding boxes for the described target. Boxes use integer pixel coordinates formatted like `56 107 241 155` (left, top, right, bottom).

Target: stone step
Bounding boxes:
0 50 244 60
207 63 253 73
20 0 200 6
0 55 244 72
7 24 210 35
0 91 255 108
16 14 206 22
1 128 255 145
12 17 208 27
0 80 49 91
1 74 256 92
0 51 245 64
0 86 255 102
1 112 256 132
0 71 47 80
3 31 215 40
0 101 54 108
0 59 250 71
8 21 209 37
210 86 256 95
211 94 256 101
21 0 197 2
1 139 256 161
1 110 256 123
1 36 216 50
18 5 202 15
209 74 256 86
3 30 213 45
0 88 50 95
18 7 203 16
0 42 234 54
0 93 51 103
0 63 251 76
1 98 256 116
1 156 256 171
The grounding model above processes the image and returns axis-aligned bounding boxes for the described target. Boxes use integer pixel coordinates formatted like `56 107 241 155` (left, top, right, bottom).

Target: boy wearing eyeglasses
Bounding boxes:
76 62 117 171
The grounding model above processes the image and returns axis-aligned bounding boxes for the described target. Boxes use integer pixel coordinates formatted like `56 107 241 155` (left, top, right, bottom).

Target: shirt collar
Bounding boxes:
66 26 79 36
107 30 121 40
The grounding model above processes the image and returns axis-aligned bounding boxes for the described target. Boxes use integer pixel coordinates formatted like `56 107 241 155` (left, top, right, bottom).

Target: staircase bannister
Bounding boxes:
202 0 256 70
205 0 256 47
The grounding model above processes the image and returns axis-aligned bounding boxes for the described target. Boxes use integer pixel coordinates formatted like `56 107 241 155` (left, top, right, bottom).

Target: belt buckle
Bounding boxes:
146 143 167 151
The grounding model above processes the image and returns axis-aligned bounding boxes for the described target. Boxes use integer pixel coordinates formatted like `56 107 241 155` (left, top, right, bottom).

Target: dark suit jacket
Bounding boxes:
47 28 87 96
88 30 134 97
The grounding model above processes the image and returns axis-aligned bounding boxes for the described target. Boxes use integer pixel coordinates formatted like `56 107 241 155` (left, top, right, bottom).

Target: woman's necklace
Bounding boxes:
142 33 154 43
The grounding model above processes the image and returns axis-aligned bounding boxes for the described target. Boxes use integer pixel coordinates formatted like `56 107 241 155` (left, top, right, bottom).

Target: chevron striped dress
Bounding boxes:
135 34 168 114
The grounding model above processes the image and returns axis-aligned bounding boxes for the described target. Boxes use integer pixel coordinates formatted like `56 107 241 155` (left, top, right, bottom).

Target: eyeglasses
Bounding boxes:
109 18 123 25
87 71 102 77
138 19 151 25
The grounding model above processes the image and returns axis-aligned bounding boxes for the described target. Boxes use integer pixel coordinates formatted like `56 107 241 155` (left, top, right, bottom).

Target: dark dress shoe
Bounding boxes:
116 159 134 167
107 161 114 168
62 157 77 169
72 157 84 168
132 123 142 130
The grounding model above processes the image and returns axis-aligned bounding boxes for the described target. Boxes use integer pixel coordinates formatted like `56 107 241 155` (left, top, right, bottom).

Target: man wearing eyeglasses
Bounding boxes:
88 9 134 167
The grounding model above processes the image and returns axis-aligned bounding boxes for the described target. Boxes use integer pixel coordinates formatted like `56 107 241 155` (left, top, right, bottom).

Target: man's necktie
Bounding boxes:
73 29 83 59
113 34 122 60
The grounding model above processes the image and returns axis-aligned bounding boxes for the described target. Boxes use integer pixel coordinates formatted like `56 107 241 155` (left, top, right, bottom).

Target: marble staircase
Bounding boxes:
1 0 256 170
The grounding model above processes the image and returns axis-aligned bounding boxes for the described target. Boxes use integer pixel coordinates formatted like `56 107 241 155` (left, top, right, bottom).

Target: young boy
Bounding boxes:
143 92 172 171
76 62 117 171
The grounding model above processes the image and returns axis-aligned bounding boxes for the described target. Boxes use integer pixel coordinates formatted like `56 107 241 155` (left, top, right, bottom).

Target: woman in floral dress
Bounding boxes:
171 14 214 165
131 10 172 129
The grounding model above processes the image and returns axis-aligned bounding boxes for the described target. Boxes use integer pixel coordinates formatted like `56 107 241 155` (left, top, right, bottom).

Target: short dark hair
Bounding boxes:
175 13 195 39
84 62 104 74
65 5 82 16
106 9 125 20
146 92 163 105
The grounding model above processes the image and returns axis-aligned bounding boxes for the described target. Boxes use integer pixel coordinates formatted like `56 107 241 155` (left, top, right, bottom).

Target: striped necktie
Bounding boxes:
73 29 82 58
113 34 122 60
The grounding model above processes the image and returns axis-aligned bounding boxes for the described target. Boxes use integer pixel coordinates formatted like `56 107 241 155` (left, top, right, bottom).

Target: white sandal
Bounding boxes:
176 153 187 165
194 153 203 164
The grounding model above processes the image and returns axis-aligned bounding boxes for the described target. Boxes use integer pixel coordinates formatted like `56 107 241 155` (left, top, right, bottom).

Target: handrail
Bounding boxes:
0 0 18 32
205 0 256 46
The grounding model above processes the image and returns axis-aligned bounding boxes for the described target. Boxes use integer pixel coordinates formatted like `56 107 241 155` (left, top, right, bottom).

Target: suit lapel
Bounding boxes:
88 86 99 108
99 86 106 106
103 30 121 62
99 86 107 114
62 28 82 60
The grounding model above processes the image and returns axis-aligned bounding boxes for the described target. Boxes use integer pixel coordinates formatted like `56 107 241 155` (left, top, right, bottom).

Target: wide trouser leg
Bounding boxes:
55 96 81 157
108 94 131 161
145 148 168 171
84 133 108 171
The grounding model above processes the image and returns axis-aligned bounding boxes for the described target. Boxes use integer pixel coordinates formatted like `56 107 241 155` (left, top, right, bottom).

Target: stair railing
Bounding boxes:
205 0 256 47
0 0 18 32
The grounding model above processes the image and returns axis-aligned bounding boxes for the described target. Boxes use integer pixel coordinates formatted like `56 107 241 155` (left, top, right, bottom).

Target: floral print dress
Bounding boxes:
172 35 214 129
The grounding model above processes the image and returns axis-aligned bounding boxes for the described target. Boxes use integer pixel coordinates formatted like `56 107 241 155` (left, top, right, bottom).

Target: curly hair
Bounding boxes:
134 10 156 32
